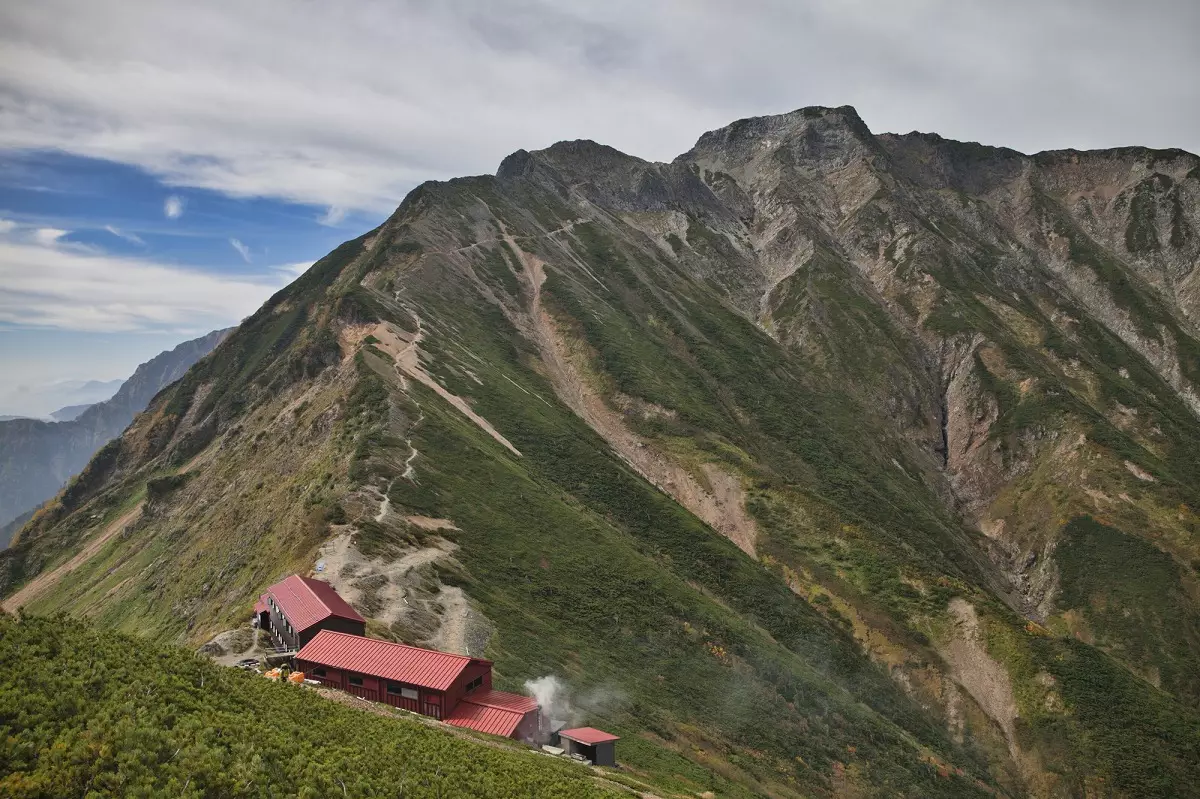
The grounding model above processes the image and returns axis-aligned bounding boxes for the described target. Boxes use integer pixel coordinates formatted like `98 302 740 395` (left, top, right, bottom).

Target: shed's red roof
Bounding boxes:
559 727 620 745
446 701 529 737
295 630 488 692
267 575 364 633
253 594 269 615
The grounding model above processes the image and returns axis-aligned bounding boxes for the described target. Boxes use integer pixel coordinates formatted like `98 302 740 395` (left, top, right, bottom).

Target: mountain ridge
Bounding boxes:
4 105 1200 797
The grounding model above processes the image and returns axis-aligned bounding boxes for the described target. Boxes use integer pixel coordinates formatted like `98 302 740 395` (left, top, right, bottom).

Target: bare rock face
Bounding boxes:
941 338 1006 514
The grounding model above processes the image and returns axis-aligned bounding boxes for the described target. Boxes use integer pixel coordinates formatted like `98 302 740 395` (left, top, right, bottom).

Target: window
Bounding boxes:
387 682 419 700
349 676 363 687
466 675 483 693
312 668 326 678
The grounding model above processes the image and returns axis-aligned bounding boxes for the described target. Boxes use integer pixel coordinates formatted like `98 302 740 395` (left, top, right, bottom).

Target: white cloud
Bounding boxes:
104 224 145 245
0 219 16 234
229 237 251 262
273 261 313 279
32 227 69 246
0 1 1196 216
163 195 184 219
0 238 290 333
318 205 347 226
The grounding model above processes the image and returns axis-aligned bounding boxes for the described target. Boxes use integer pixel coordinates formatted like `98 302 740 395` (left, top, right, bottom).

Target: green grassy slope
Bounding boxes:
0 614 625 799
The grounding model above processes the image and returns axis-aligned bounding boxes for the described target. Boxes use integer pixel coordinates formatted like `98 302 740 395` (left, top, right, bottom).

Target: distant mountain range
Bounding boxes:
0 401 106 424
0 378 124 420
0 329 230 546
49 404 97 423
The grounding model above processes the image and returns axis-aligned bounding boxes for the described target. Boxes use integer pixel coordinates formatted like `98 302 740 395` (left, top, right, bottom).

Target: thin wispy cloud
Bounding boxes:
229 237 251 262
0 239 292 333
273 261 313 279
318 205 347 226
163 195 185 219
104 224 145 245
0 1 1194 215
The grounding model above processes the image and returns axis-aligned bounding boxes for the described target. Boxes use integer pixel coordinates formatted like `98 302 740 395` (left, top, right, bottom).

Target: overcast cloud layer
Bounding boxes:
3 0 1198 216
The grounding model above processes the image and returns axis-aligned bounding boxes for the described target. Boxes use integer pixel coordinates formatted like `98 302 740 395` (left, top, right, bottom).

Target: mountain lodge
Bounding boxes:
255 575 366 652
295 629 541 740
259 575 615 753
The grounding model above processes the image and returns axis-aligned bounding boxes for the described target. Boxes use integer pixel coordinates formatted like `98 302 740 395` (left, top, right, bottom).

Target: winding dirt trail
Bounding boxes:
371 320 521 457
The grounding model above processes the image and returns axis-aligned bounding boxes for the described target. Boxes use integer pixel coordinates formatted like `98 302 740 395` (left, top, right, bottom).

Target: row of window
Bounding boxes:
266 596 293 636
310 667 420 700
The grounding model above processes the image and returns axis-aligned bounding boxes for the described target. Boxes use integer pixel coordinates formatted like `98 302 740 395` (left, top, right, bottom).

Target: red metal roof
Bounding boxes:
253 594 269 615
267 575 365 633
463 688 539 714
559 727 620 745
445 701 526 737
295 630 489 692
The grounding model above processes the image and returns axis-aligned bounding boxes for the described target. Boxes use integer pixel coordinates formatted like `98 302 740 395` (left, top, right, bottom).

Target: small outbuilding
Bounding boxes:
557 727 620 766
446 688 541 741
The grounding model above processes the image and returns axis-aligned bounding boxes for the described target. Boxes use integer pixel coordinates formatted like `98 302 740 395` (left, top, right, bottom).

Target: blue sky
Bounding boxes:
1 0 1196 416
0 151 384 415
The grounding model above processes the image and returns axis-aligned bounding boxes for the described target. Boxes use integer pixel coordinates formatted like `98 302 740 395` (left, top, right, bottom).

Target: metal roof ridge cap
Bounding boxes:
308 630 485 661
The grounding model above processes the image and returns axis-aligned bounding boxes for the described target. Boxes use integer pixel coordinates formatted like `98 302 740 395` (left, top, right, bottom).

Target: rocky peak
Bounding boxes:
497 139 644 183
497 138 729 219
679 105 883 185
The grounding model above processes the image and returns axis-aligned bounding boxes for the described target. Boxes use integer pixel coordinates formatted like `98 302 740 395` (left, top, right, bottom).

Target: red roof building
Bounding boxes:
259 575 366 651
295 630 540 740
446 688 541 739
557 727 620 766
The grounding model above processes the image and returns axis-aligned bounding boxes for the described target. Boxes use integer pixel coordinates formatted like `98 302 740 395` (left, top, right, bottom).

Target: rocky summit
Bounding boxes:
4 106 1200 798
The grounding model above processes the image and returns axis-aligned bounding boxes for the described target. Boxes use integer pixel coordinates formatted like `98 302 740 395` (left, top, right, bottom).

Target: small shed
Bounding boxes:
557 727 620 767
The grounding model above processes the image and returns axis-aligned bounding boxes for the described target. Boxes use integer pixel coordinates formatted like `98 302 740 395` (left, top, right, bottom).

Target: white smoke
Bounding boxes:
525 675 577 726
523 675 627 744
